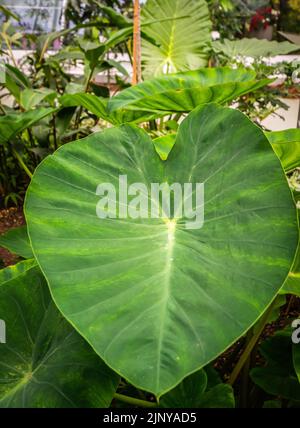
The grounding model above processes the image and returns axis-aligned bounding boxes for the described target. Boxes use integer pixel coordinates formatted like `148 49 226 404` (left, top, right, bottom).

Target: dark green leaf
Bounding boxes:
0 260 119 408
0 226 33 259
160 371 207 407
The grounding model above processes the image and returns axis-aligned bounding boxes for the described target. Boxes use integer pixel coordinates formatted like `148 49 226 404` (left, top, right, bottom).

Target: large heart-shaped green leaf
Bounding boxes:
0 260 119 407
108 68 270 115
25 104 297 397
141 0 211 77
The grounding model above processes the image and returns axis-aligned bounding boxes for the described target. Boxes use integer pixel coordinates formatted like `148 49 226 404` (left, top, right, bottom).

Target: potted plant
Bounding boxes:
248 6 279 40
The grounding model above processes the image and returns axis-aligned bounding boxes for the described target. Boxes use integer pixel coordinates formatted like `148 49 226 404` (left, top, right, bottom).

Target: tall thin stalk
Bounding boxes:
114 393 156 408
132 0 141 85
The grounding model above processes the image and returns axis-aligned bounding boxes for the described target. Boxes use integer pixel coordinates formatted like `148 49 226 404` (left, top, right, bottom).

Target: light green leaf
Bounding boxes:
0 108 56 145
20 88 56 111
266 129 300 173
59 93 167 125
108 67 270 114
0 260 119 408
25 104 297 397
141 0 212 77
212 38 300 58
153 134 176 161
2 64 30 102
60 93 109 119
0 226 33 259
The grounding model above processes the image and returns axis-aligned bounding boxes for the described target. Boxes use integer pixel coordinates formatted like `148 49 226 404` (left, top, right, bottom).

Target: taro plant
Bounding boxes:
0 91 299 406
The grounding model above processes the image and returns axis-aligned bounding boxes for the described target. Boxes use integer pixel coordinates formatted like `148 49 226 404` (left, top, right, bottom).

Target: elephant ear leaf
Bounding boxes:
0 260 119 408
0 226 33 259
141 0 212 77
25 104 297 397
108 67 270 116
212 38 299 58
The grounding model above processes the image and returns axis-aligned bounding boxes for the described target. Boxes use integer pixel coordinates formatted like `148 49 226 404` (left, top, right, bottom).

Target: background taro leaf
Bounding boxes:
263 400 282 408
160 370 207 407
250 329 300 401
197 384 235 408
0 226 33 259
0 108 56 145
265 129 300 173
0 260 119 408
141 0 211 78
20 88 56 111
212 38 300 59
60 93 168 125
159 367 235 408
25 104 297 397
60 93 109 120
107 67 270 115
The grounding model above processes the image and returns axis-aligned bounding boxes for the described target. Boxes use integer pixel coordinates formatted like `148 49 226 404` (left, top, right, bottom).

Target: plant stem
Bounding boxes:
52 113 58 150
114 393 157 408
0 103 6 115
132 0 141 85
228 296 278 386
3 34 18 68
240 328 253 408
284 294 295 316
12 148 33 179
74 67 94 129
